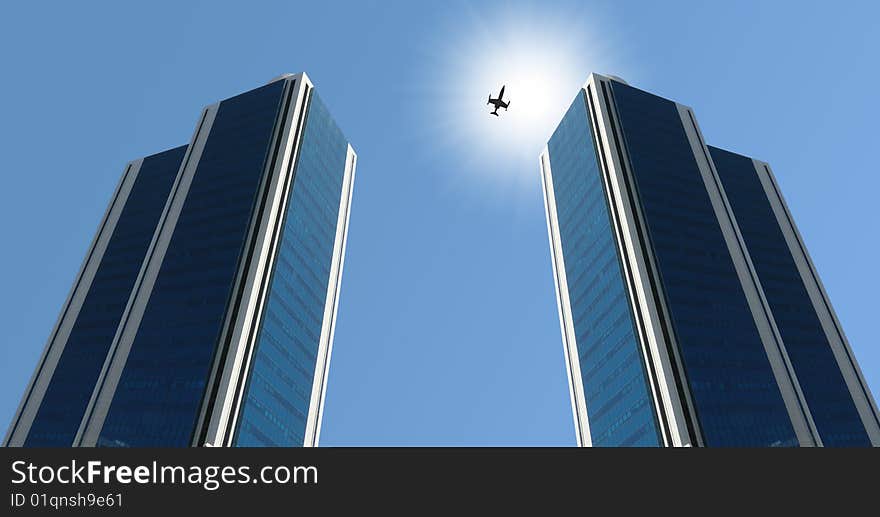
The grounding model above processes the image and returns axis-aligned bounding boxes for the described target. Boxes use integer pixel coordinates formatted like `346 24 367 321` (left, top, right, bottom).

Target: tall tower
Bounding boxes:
5 73 356 447
540 73 879 447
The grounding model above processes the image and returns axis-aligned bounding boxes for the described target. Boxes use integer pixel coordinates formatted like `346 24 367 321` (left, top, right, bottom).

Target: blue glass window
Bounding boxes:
97 80 286 447
609 81 798 446
234 93 349 447
25 146 185 447
548 90 661 447
710 146 870 446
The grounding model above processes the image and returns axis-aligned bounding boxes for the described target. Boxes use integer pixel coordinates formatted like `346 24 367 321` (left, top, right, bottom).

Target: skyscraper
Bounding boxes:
5 73 356 448
540 73 880 447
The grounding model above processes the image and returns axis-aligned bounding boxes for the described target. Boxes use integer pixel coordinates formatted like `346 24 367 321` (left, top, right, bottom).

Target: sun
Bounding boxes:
413 5 624 193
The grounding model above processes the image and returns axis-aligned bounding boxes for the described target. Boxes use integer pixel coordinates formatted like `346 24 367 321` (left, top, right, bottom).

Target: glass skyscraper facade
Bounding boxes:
541 73 880 447
234 93 351 447
5 73 356 448
18 147 187 447
710 146 877 447
544 91 661 447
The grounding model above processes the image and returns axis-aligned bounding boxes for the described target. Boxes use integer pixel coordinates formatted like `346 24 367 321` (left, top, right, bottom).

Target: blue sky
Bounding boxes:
1 1 878 445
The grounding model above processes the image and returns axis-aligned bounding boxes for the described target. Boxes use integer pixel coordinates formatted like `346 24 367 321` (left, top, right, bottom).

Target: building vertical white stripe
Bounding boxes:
540 148 592 447
197 75 311 447
586 76 697 446
307 144 357 447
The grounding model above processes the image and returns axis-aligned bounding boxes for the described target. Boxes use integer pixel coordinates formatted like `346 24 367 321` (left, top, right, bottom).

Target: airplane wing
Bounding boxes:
498 100 509 109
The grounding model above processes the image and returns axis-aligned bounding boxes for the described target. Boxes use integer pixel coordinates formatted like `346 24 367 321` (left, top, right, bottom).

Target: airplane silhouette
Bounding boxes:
487 85 509 116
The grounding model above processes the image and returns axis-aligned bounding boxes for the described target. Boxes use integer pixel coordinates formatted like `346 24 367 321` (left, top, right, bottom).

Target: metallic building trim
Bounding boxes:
4 159 142 447
194 77 305 446
306 143 357 447
540 148 592 446
221 79 311 446
583 83 672 446
591 75 700 446
199 75 312 447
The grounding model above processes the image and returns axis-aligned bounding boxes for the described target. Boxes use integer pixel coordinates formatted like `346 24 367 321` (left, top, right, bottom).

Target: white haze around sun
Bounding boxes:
411 6 627 195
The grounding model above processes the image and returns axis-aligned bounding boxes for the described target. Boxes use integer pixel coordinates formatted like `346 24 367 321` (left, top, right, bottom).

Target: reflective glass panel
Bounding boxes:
548 90 661 446
235 93 349 447
98 81 286 447
711 146 869 446
610 81 798 446
25 146 185 446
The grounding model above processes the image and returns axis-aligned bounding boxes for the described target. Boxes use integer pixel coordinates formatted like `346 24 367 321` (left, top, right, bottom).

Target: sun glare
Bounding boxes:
415 6 622 193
